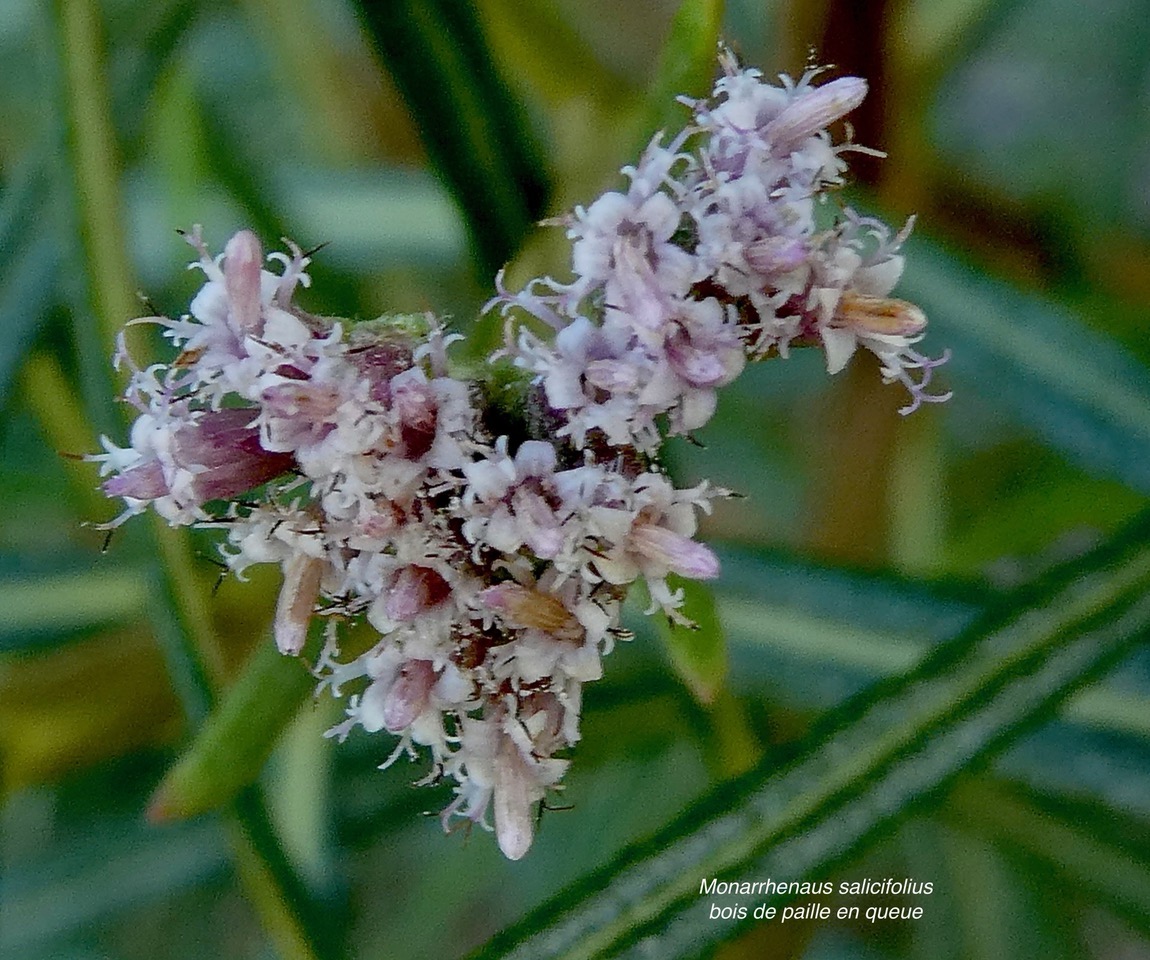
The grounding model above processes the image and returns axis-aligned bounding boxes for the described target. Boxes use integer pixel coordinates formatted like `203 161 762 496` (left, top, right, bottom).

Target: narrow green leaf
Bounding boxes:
639 0 724 143
147 638 316 823
226 787 342 960
900 234 1150 494
0 565 149 654
469 510 1150 960
352 0 549 277
716 546 1150 740
0 818 227 955
655 579 728 704
0 159 59 409
946 777 1150 938
53 0 136 344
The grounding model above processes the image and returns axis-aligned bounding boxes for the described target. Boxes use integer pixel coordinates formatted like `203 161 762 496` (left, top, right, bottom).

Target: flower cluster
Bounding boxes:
495 50 948 454
92 53 947 859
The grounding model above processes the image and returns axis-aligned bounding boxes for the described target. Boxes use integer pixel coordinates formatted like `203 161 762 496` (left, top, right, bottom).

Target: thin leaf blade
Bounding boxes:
901 234 1150 494
147 639 316 823
470 509 1150 960
352 0 549 277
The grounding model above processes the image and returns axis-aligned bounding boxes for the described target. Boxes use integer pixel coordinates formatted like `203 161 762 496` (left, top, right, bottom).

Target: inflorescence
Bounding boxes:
91 51 949 859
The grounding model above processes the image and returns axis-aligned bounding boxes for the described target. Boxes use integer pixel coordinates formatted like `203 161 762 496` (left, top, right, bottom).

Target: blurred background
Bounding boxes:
2 0 1150 958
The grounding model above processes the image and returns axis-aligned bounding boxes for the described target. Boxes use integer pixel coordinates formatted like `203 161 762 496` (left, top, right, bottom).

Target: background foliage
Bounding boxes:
2 0 1149 958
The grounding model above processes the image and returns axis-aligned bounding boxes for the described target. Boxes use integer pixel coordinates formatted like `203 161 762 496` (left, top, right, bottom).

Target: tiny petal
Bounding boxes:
584 359 641 393
744 236 809 274
102 459 167 500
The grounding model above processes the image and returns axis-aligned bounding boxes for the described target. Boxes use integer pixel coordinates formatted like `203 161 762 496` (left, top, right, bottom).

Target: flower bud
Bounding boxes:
493 737 536 861
767 76 867 151
274 553 325 655
390 374 438 460
223 230 264 335
382 659 436 732
102 408 293 508
478 584 582 639
665 327 734 388
835 291 927 337
630 523 720 580
177 408 295 501
385 565 451 621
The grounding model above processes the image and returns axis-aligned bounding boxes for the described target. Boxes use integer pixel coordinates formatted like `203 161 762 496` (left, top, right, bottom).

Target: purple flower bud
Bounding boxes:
664 327 730 387
350 342 414 403
382 659 436 732
102 409 293 508
223 230 264 335
175 408 295 501
390 375 438 460
385 565 451 621
767 76 867 151
630 523 721 580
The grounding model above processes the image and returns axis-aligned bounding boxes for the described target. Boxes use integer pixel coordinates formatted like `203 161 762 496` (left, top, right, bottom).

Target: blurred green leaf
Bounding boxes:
0 563 149 654
469 509 1150 960
477 0 634 109
946 777 1150 938
148 638 316 823
48 4 339 954
226 787 341 960
900 233 1150 494
934 816 1079 960
714 545 1150 738
0 817 228 956
0 159 60 410
637 0 724 144
352 0 550 278
655 579 728 705
107 0 200 148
